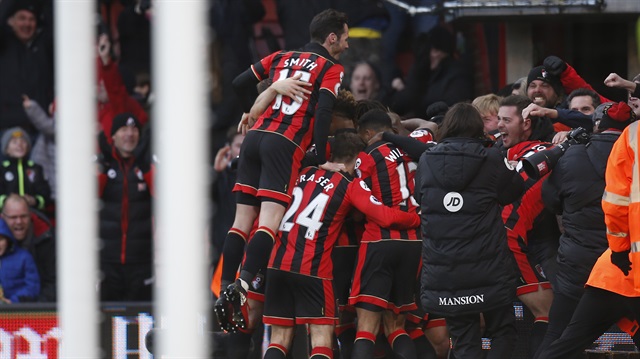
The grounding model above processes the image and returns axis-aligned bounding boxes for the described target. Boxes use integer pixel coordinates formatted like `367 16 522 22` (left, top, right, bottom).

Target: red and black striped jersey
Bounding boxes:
502 140 560 245
250 44 344 152
356 141 421 242
336 216 364 247
269 166 420 279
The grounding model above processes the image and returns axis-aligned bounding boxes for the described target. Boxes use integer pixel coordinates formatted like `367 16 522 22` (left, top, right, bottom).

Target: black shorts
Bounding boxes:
349 240 421 313
234 130 304 205
332 246 358 308
263 269 338 326
508 237 554 296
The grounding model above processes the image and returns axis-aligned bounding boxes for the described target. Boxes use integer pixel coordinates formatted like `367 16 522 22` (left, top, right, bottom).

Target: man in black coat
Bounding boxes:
98 113 154 301
416 103 524 358
0 0 54 134
536 101 637 358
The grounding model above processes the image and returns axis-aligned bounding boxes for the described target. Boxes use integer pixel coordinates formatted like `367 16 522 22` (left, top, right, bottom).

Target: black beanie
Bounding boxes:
527 66 564 97
111 113 141 136
429 26 455 56
426 101 449 125
10 0 40 17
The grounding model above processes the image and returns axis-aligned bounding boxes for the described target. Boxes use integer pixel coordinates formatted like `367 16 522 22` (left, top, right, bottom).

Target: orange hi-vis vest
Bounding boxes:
602 120 640 291
586 248 640 297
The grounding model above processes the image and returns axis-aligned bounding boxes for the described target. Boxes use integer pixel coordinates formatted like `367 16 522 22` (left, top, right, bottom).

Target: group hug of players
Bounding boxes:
211 8 639 359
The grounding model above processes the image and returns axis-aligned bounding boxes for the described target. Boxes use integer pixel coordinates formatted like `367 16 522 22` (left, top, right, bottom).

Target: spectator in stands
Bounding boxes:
524 64 592 136
273 0 330 51
2 194 55 302
546 88 602 143
0 127 51 211
22 95 56 200
210 0 265 135
603 72 640 117
567 88 600 116
0 217 40 303
211 129 245 268
334 0 389 85
391 25 473 117
380 0 439 89
98 113 154 301
0 0 54 136
97 32 149 142
349 61 383 102
542 55 611 107
472 93 502 134
116 0 151 78
511 77 528 97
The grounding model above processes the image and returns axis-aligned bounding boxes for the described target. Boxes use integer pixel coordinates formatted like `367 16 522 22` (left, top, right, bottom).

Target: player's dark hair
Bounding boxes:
499 95 532 120
333 89 357 125
357 109 392 133
309 9 348 44
331 131 365 162
355 99 388 123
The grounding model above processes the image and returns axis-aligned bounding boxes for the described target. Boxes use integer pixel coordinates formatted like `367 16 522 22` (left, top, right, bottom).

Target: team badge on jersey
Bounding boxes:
4 172 13 182
26 169 35 183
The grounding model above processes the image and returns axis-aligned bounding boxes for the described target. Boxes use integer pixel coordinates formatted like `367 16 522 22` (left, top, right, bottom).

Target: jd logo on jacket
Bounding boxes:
443 192 463 212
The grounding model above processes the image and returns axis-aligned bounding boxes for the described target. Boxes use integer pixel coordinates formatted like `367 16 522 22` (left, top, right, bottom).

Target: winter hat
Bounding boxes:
527 66 564 97
111 113 141 136
10 0 41 17
1 127 31 154
429 26 455 56
594 102 637 131
426 101 449 125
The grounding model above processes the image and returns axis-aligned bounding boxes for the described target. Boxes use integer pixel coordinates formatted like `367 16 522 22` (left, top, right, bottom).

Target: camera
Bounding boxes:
521 127 590 180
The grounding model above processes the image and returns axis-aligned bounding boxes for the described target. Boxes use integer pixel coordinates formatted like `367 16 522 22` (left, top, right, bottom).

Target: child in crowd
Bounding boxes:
0 127 51 210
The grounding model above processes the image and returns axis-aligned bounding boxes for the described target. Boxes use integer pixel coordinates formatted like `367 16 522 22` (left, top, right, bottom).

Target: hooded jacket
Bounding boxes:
542 131 620 300
17 210 56 302
98 134 154 264
415 138 524 316
0 219 39 302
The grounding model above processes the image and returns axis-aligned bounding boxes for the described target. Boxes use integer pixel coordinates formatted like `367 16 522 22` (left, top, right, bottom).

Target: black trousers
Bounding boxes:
538 287 640 359
533 291 580 359
100 261 153 301
446 304 517 358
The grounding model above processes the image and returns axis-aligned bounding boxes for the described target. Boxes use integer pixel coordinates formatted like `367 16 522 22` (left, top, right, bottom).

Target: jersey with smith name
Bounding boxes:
250 44 344 151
